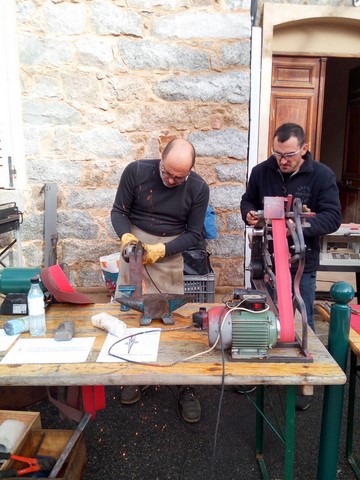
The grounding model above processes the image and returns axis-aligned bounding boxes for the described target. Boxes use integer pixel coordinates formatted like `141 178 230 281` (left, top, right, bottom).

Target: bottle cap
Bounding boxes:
199 307 206 312
30 275 40 284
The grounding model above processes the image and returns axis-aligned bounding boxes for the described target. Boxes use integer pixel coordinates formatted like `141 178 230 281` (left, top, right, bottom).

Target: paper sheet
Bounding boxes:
97 328 161 363
0 329 18 352
0 337 95 364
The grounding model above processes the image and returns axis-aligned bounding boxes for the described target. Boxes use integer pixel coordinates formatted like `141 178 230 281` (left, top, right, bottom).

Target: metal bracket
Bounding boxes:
44 184 58 267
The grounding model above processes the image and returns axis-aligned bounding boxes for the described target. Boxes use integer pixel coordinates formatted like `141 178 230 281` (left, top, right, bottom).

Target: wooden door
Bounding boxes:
339 65 360 223
269 56 327 159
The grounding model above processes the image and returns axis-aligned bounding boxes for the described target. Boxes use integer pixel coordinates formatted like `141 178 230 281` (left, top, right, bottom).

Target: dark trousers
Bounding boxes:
292 271 317 331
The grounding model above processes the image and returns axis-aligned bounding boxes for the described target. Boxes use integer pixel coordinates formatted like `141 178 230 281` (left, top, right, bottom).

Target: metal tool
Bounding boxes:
48 412 91 478
115 293 191 325
125 241 143 296
208 196 315 362
249 196 313 345
0 452 56 478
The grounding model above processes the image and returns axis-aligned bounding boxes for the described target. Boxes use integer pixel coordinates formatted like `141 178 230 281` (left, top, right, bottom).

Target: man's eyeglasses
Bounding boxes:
160 159 190 184
272 146 303 160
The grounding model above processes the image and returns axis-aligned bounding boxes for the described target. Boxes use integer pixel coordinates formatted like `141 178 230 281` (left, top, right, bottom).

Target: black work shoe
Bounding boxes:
120 386 141 405
295 394 312 411
234 385 257 394
178 387 201 423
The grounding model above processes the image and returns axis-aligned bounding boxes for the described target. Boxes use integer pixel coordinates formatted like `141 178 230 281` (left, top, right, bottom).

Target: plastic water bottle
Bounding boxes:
28 276 46 336
4 317 30 335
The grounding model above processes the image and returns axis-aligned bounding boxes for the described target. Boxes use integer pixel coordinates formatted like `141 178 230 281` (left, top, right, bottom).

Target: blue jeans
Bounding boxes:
291 271 317 332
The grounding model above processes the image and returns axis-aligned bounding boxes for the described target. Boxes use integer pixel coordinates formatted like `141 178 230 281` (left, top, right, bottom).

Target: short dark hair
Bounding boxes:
273 123 306 146
162 139 196 167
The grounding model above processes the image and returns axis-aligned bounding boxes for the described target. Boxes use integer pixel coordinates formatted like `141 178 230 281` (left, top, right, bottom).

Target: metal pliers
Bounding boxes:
0 452 56 477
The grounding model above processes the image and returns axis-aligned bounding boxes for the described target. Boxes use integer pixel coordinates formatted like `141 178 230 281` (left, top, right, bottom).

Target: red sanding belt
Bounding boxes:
46 264 76 292
40 265 94 304
272 218 295 342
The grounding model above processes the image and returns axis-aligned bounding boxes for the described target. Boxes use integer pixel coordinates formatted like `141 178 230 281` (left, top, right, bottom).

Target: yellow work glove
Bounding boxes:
142 243 166 265
120 233 139 261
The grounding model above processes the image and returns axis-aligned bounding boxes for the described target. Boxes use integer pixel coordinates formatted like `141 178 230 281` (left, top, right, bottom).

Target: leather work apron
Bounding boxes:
115 225 184 295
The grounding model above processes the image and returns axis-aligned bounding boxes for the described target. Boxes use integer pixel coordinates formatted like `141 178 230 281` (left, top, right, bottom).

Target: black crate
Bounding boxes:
183 273 215 303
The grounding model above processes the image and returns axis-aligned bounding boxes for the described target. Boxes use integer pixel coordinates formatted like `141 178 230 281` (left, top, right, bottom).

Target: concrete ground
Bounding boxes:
21 270 360 480
25 341 359 480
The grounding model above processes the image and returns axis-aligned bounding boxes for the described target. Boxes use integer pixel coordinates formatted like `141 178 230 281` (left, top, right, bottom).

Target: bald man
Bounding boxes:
111 138 209 421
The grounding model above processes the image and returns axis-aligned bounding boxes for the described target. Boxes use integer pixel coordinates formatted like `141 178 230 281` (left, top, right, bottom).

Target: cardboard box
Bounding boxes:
4 429 87 480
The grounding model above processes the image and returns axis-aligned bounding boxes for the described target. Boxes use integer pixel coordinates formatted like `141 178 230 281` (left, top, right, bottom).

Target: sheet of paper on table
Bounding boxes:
0 329 19 352
0 337 96 364
97 328 161 363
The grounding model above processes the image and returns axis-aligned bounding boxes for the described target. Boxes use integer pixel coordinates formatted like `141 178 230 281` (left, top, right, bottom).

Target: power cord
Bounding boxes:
209 318 226 480
107 305 237 479
143 264 163 293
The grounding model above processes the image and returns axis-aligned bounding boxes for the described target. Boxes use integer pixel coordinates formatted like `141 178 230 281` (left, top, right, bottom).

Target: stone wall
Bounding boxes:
15 0 252 291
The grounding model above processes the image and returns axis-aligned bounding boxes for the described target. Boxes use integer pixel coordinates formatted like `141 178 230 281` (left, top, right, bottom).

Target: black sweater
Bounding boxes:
111 159 210 257
240 152 342 272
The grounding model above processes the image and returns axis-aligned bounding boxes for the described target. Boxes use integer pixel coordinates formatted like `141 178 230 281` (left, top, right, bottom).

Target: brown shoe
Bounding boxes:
178 387 201 423
295 394 312 411
120 386 141 405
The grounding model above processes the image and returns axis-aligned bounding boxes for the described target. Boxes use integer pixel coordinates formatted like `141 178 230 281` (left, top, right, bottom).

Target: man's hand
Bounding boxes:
120 233 139 261
246 210 258 226
142 243 166 265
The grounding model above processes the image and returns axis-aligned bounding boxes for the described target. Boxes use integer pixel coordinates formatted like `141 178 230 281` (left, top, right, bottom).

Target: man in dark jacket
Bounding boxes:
240 123 342 410
241 123 342 331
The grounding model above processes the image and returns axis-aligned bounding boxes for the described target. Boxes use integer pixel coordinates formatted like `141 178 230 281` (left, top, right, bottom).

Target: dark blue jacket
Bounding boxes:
240 152 342 272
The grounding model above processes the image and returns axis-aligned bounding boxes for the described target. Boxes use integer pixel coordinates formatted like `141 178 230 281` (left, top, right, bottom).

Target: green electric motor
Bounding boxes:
208 305 280 360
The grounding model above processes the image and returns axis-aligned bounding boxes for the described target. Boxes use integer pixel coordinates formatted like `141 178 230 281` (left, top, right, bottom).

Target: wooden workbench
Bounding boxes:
0 303 345 387
0 303 346 480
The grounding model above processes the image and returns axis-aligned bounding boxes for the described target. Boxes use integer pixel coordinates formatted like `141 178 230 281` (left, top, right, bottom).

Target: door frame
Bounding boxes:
258 4 360 164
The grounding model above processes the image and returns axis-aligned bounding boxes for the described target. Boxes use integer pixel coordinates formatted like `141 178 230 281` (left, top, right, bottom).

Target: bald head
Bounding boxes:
162 139 196 171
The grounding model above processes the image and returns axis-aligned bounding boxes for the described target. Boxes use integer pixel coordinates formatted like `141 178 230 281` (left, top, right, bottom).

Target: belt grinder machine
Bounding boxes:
207 195 315 362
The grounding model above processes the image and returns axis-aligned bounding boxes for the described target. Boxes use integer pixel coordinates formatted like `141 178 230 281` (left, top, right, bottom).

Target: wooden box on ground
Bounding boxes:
0 410 41 471
7 429 87 480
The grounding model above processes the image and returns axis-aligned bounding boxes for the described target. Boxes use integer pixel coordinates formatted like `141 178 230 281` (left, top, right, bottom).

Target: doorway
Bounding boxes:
258 4 360 224
258 4 360 166
320 58 360 177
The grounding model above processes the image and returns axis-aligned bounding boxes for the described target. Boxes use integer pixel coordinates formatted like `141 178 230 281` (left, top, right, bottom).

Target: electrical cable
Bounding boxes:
107 304 246 479
108 326 219 365
143 264 163 293
209 310 226 480
224 297 270 313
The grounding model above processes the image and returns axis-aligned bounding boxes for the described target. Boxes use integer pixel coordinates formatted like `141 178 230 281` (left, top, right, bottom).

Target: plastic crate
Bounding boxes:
183 273 215 303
